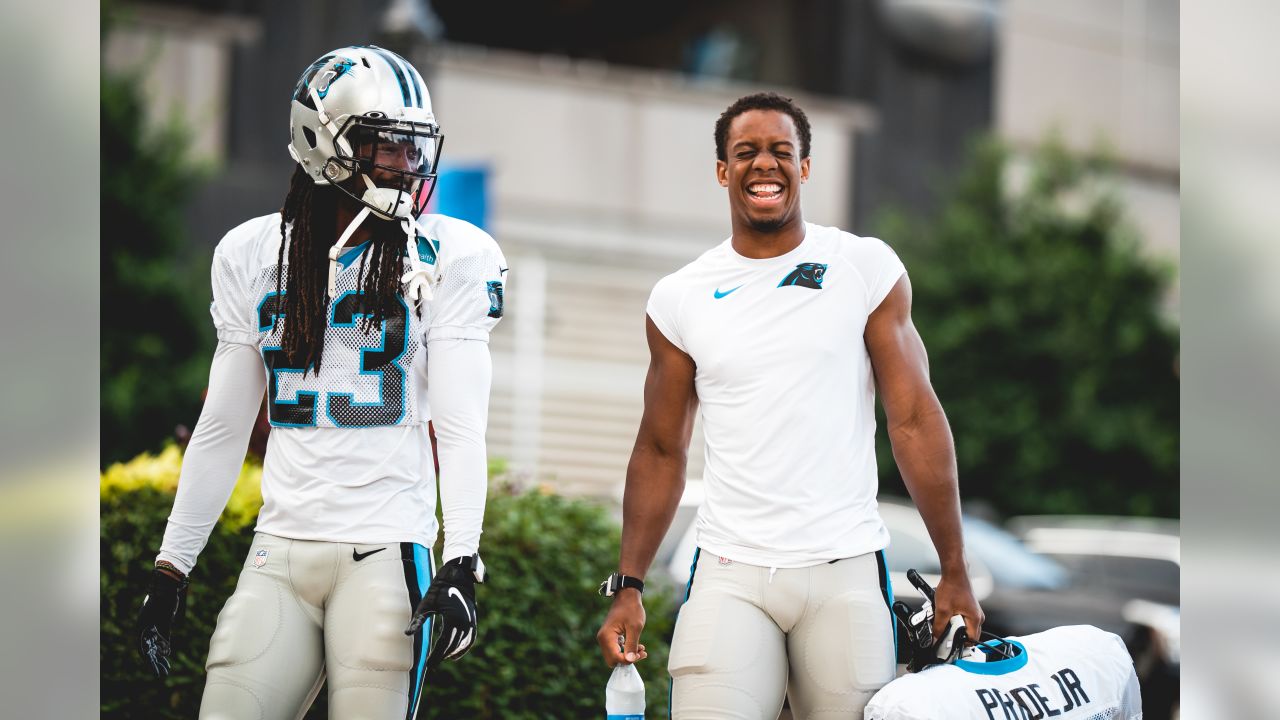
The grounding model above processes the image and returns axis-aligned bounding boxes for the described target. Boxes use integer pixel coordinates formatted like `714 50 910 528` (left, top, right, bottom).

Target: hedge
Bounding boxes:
100 447 676 718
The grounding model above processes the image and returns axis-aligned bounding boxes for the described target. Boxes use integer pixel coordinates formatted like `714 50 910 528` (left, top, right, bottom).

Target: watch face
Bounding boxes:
598 574 617 596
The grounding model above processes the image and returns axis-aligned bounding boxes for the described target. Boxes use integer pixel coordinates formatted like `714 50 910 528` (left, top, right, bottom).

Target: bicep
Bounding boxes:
636 315 698 455
864 275 935 423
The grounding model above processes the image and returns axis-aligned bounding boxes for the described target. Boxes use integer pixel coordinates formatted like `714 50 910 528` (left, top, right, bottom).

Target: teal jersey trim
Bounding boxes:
336 241 371 271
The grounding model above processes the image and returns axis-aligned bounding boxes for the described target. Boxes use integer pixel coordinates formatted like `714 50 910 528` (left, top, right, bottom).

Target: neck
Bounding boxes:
729 213 806 259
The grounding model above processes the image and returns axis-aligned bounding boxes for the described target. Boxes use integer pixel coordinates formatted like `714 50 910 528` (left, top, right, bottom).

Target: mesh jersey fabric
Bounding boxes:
864 625 1143 720
645 223 906 568
210 212 505 429
158 212 504 573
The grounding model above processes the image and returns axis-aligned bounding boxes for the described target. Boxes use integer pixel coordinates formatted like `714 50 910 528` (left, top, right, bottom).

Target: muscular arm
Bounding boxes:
619 318 700 577
866 274 984 640
597 316 699 665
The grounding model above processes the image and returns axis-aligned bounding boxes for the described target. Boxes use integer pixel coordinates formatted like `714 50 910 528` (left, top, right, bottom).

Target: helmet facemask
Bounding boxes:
316 111 446 308
325 114 444 221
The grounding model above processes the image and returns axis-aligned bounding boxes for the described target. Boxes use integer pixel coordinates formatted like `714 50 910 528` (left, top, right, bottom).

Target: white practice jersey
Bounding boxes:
211 213 504 429
646 223 906 568
865 625 1143 720
159 211 505 569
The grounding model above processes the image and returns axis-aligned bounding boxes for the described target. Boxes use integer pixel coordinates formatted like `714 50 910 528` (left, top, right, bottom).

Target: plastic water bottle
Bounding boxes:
605 663 645 719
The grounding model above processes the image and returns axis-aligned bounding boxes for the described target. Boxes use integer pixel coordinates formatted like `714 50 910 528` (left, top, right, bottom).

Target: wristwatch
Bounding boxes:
598 572 645 597
454 553 487 583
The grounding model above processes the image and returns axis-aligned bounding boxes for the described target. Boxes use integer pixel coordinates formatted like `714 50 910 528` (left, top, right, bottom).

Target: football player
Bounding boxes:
595 92 984 719
135 45 505 720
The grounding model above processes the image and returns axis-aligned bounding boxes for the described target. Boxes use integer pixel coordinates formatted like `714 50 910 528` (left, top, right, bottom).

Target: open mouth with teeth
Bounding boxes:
746 181 785 205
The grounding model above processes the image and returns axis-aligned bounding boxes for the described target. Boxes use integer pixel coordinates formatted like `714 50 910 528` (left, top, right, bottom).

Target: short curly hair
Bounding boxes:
714 92 812 162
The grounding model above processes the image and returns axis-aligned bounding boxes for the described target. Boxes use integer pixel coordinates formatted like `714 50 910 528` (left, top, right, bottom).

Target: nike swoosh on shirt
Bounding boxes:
714 285 743 299
352 547 387 562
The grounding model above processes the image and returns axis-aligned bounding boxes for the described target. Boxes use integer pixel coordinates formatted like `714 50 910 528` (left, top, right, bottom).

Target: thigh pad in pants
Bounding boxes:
201 534 326 720
785 553 896 720
668 554 787 720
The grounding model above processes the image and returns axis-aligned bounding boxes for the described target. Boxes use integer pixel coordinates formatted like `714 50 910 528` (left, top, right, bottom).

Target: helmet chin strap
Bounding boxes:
314 79 436 307
400 213 435 308
326 174 436 308
327 203 372 300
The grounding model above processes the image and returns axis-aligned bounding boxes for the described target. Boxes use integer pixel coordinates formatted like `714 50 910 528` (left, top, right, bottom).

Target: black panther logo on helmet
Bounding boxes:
778 262 827 290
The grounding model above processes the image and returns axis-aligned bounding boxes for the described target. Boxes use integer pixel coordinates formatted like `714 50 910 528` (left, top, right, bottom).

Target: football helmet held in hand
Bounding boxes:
892 569 968 672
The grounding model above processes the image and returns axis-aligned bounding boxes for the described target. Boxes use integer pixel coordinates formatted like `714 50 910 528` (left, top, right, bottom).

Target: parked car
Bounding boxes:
1007 515 1179 606
874 499 1137 642
1008 515 1180 720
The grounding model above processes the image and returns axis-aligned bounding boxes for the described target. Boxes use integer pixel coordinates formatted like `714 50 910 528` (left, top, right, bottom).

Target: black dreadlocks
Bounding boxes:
275 165 412 372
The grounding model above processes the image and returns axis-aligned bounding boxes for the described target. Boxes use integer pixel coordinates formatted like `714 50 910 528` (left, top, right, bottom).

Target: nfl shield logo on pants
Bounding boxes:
253 549 269 568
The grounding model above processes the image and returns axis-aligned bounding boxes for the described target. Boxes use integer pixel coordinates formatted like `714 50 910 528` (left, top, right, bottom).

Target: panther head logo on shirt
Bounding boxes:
778 262 827 290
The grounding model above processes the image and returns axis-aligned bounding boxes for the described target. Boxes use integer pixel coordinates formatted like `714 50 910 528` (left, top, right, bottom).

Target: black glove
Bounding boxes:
405 554 484 670
137 564 189 678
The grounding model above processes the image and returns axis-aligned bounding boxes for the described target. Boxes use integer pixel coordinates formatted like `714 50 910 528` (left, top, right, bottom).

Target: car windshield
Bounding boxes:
964 517 1069 590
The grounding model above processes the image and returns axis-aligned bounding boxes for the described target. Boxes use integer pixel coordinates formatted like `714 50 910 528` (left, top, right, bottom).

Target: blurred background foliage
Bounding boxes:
100 449 677 719
874 138 1179 517
101 37 214 468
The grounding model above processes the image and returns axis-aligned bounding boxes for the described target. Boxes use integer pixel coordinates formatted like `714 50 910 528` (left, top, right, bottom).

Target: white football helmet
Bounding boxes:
288 45 443 220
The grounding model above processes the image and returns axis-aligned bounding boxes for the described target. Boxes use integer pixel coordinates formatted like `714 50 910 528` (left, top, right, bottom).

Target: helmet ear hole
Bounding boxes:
301 126 318 150
323 158 353 183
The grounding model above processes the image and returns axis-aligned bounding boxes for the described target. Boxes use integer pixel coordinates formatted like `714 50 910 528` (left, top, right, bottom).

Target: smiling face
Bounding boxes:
717 109 810 235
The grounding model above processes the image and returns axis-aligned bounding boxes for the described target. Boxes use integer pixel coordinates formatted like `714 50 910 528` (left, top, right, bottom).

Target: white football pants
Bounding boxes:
198 532 435 720
669 549 897 720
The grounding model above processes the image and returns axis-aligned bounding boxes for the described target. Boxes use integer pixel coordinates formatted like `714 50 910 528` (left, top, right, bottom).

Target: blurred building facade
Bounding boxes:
998 0 1180 267
105 0 1178 498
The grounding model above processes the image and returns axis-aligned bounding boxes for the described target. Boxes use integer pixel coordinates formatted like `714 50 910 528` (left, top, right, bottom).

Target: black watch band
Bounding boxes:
598 572 644 597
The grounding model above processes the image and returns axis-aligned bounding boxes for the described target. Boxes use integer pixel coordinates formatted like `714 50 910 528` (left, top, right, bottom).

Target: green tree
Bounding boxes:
100 48 211 466
875 138 1178 517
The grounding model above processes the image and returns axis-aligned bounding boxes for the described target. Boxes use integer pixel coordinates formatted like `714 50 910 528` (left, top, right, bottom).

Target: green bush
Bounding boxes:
100 448 263 719
421 487 676 719
100 449 676 718
873 137 1179 517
